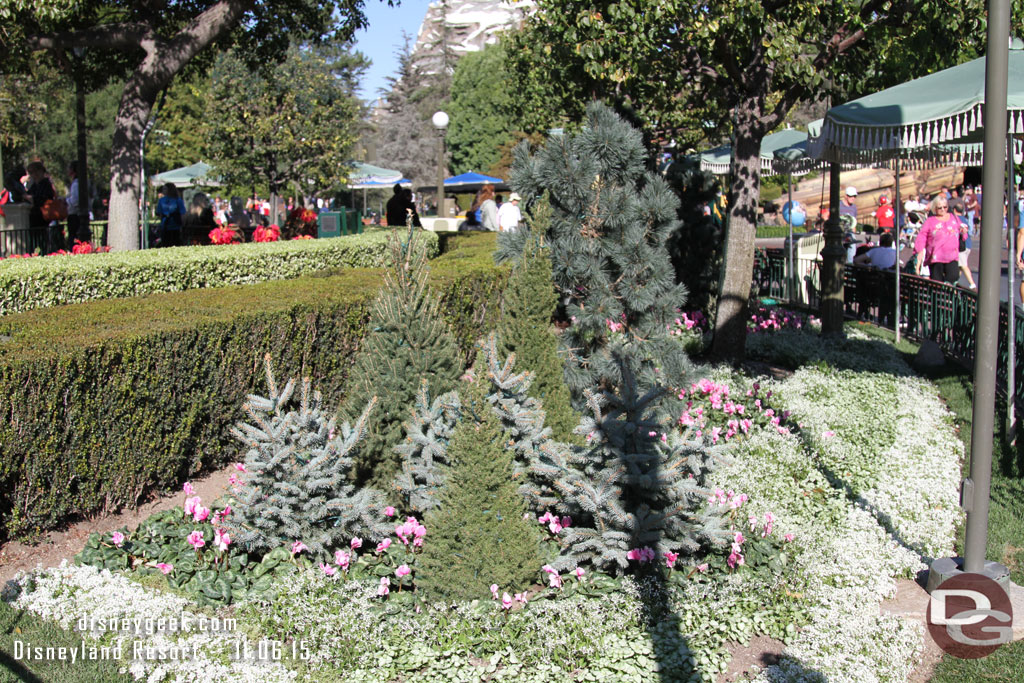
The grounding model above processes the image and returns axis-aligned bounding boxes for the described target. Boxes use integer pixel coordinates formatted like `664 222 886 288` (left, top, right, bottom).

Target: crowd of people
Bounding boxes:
382 182 521 232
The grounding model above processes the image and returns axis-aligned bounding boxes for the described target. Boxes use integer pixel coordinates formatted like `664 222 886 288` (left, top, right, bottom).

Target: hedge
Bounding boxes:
0 230 439 316
0 232 505 542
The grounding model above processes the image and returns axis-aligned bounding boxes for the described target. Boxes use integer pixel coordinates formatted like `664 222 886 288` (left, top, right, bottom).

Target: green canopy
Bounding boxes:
150 161 219 188
809 41 1024 164
347 162 405 188
699 128 820 175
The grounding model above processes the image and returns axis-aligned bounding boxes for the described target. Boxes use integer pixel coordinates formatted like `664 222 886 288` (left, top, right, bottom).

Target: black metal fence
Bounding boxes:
754 247 1024 411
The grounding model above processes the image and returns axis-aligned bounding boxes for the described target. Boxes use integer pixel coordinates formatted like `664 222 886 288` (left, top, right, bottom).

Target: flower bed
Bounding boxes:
0 230 438 316
2 327 963 682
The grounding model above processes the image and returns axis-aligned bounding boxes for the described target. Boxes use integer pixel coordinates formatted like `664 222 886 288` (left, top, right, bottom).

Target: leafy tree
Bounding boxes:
204 41 367 213
506 0 1020 360
5 0 372 251
147 72 212 176
446 43 515 176
414 378 544 602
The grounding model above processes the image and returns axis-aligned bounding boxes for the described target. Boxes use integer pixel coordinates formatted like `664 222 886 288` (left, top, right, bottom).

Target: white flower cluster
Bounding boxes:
7 562 297 683
714 365 962 682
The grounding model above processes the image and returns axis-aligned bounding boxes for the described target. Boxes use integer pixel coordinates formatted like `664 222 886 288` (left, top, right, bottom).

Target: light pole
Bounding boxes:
432 111 449 218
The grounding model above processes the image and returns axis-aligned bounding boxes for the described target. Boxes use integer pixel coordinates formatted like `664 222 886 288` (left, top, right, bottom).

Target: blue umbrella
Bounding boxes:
443 172 506 191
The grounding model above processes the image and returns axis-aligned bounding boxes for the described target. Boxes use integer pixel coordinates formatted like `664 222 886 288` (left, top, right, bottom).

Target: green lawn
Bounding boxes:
0 600 130 682
851 324 1024 680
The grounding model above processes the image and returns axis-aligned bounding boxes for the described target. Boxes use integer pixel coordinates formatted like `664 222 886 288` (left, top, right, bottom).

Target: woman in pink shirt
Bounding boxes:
914 196 961 283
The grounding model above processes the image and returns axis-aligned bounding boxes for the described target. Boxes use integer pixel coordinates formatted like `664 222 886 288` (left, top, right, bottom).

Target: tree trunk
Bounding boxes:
711 109 764 362
108 74 159 251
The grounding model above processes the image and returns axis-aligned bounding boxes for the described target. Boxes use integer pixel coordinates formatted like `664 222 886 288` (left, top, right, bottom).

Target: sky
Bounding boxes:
352 0 435 103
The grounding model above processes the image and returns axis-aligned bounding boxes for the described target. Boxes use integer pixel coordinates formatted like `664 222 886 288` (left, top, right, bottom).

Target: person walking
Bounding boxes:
913 195 961 284
155 182 185 247
498 192 522 232
478 184 499 232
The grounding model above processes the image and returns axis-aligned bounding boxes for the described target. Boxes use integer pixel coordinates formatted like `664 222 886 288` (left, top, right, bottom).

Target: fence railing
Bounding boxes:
754 247 1024 413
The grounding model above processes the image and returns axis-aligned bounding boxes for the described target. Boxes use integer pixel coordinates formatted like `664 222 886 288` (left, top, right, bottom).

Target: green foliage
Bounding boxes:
0 230 438 316
0 237 504 542
147 72 212 176
393 381 461 515
74 509 302 607
664 156 725 318
225 356 389 558
503 103 698 409
205 42 367 199
446 43 516 177
496 197 579 443
415 381 544 602
340 230 462 491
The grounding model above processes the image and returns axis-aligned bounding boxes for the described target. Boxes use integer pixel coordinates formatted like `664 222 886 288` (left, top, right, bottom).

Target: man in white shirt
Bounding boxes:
498 192 522 232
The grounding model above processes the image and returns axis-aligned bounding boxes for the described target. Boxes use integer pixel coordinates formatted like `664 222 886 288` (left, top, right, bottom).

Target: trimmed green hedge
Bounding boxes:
0 230 439 316
0 232 505 542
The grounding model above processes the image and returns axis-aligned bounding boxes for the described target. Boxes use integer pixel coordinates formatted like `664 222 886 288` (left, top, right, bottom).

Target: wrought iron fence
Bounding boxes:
755 247 1024 414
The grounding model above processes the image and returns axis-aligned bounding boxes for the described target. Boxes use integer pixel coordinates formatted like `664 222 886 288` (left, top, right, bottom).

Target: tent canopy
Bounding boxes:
699 128 820 176
347 162 405 187
150 161 219 188
809 41 1024 164
443 172 507 191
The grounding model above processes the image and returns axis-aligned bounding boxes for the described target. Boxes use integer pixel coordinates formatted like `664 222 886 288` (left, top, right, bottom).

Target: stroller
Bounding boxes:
900 211 926 248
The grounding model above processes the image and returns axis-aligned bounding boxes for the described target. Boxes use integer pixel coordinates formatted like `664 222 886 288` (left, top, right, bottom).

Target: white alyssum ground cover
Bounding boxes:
4 563 296 683
712 355 963 682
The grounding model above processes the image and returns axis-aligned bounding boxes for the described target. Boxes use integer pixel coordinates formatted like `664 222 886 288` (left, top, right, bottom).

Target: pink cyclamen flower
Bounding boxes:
823 430 836 439
514 592 528 605
111 531 125 548
762 512 776 538
502 592 513 610
182 482 195 495
187 530 205 550
228 474 240 486
548 519 563 534
376 538 392 554
234 462 247 472
377 577 390 597
320 563 337 577
183 496 201 517
664 551 679 569
384 506 396 517
727 551 745 569
748 514 759 531
696 563 709 573
784 533 795 542
193 505 210 523
156 563 174 574
291 541 308 555
396 564 411 578
350 537 363 550
334 550 350 570
538 511 553 525
574 567 585 580
733 531 745 545
214 528 230 552
490 584 500 599
541 565 562 589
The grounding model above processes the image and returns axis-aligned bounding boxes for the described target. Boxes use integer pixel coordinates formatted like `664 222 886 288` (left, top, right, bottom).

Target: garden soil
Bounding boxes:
0 464 234 588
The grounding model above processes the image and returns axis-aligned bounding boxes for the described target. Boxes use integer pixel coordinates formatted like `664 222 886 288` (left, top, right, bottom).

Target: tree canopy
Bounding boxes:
513 0 1022 360
204 41 368 202
2 0 375 250
445 43 515 177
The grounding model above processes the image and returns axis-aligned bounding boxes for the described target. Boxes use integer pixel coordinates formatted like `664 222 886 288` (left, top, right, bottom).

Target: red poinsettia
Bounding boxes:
253 224 281 243
209 226 241 245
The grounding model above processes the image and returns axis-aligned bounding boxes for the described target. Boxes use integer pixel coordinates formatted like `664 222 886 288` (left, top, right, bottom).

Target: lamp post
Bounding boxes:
71 46 89 243
432 111 449 217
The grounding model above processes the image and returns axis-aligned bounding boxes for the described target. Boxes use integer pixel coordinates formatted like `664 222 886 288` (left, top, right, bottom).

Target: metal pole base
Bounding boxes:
925 556 1011 594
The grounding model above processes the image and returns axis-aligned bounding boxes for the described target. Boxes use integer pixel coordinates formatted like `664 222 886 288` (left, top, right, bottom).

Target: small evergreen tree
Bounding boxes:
393 380 461 515
341 229 462 491
225 355 389 559
500 102 698 414
415 379 544 602
496 196 580 443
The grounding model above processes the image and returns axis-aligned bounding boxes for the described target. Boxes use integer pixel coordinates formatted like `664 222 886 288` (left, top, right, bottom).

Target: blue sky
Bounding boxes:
352 0 434 102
